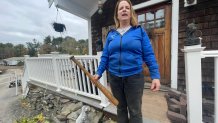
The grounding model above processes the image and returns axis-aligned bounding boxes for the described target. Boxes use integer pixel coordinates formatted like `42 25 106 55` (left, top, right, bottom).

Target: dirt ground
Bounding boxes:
142 89 171 123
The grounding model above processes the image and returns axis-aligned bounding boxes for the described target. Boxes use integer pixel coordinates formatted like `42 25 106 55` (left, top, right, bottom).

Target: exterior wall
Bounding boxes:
91 0 218 91
91 0 149 54
178 0 218 91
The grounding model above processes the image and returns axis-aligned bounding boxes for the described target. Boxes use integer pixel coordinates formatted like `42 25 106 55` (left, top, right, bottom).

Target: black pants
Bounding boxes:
109 72 144 123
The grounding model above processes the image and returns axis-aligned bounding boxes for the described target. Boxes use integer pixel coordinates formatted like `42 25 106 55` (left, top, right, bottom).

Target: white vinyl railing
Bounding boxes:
202 50 218 123
182 44 218 123
23 52 109 107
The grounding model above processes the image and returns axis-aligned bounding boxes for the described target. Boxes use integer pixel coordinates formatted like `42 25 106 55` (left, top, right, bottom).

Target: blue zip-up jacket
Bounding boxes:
97 26 160 79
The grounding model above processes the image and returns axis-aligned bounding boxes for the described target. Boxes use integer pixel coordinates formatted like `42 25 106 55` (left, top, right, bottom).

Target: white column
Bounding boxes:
51 52 61 92
171 0 179 89
24 55 30 81
88 18 93 55
97 51 110 107
182 45 205 123
215 57 218 123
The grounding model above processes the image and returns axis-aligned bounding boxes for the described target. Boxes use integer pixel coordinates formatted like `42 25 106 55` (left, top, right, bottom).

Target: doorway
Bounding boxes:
136 3 172 85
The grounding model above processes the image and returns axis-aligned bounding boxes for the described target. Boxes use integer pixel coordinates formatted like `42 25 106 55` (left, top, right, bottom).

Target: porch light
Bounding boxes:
98 0 103 14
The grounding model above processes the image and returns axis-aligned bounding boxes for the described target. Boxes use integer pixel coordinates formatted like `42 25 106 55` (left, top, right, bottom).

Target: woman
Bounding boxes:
93 0 161 123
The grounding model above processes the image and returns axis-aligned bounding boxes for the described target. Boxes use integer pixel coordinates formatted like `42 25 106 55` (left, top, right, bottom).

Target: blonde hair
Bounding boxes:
114 0 138 28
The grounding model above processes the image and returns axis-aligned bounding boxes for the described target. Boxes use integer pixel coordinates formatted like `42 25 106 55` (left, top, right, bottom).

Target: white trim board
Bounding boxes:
88 18 92 55
133 0 169 10
133 0 179 89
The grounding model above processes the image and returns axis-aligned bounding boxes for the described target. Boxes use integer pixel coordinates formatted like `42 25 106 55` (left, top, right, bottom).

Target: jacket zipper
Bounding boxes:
116 27 132 76
119 36 122 75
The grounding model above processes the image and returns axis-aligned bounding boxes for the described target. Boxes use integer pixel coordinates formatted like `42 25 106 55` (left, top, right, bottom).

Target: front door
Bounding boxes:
136 3 171 85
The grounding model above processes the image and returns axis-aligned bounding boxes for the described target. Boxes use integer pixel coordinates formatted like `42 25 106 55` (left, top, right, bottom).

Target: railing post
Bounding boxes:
24 55 30 80
22 55 30 97
182 44 205 123
97 51 110 107
215 57 218 123
51 52 61 92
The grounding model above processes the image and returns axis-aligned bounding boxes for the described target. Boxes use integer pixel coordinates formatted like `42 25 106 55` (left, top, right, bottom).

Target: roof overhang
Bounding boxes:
52 0 107 20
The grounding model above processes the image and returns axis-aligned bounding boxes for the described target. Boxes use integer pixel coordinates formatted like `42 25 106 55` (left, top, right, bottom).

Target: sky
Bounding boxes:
0 0 88 45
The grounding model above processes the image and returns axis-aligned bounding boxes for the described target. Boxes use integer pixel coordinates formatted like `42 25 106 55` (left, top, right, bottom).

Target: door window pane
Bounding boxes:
146 12 154 21
145 21 154 29
139 22 146 30
156 19 165 28
138 14 145 24
156 9 164 19
145 21 154 38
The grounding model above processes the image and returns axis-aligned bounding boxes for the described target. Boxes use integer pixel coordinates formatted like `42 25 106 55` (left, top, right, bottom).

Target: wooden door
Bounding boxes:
136 3 171 85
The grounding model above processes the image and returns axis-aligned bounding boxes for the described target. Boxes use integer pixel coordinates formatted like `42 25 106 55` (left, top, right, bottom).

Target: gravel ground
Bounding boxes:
0 83 22 123
0 67 25 123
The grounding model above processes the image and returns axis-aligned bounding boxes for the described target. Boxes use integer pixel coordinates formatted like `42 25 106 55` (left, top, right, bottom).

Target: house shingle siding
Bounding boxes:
91 0 218 91
178 0 218 91
91 0 149 54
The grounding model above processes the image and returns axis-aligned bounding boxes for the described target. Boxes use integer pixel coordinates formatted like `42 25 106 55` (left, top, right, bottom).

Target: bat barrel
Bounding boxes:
70 56 119 106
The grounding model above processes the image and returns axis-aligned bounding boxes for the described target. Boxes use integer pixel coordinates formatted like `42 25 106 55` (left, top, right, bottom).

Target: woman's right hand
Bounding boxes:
93 74 100 82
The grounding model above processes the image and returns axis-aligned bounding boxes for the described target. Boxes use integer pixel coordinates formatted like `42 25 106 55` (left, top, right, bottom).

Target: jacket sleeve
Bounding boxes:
141 28 160 79
96 33 110 77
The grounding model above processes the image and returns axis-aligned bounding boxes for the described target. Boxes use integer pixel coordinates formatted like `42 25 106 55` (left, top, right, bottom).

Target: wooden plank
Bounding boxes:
164 4 172 85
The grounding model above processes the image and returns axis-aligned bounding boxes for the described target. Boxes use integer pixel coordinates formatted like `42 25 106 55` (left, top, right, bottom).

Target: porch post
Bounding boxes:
171 0 179 89
97 51 110 107
181 44 205 123
88 18 93 55
24 55 30 81
215 57 218 123
51 52 61 92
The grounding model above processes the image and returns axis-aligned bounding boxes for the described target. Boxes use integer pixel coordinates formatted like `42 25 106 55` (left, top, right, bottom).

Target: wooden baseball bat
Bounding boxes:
70 56 119 106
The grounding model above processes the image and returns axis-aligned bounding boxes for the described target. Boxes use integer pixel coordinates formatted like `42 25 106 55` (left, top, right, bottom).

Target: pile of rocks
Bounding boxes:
24 85 116 123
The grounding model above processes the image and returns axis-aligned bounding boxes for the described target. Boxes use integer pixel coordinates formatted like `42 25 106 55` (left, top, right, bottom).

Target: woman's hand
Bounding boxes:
93 74 100 82
150 79 161 91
